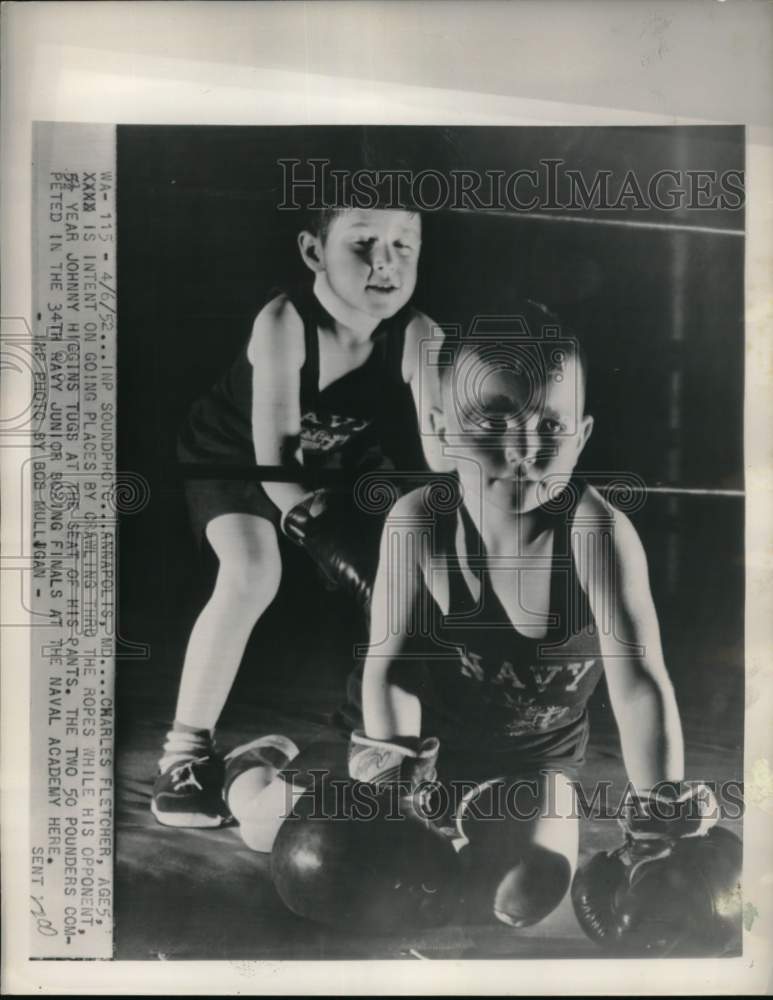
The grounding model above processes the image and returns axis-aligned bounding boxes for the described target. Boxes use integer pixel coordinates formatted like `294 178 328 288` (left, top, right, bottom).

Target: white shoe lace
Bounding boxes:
169 758 207 793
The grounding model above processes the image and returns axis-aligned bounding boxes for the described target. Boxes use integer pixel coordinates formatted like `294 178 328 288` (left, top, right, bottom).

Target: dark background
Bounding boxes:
116 125 744 749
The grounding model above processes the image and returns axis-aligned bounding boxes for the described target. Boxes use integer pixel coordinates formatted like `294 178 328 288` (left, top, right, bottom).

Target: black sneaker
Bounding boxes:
151 754 230 828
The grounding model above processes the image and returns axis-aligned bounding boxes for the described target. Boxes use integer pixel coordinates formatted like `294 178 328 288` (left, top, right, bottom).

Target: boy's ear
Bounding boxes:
429 405 448 444
577 414 594 456
297 231 325 273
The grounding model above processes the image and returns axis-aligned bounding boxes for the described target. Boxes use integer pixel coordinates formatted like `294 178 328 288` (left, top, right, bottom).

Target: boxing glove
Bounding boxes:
348 730 441 820
271 734 459 931
572 782 742 956
271 781 460 932
281 489 388 609
222 734 300 851
348 730 439 787
226 739 346 853
453 771 578 928
618 780 719 842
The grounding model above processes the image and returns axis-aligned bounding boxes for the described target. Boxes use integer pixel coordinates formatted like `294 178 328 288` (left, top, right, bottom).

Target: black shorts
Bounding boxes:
182 475 282 552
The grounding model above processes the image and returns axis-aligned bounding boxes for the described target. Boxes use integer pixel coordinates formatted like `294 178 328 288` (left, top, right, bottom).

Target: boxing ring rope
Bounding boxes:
175 464 743 499
625 486 743 498
448 207 744 239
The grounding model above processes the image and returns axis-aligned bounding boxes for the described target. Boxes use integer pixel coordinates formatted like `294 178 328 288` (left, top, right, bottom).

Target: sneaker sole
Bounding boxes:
150 799 228 829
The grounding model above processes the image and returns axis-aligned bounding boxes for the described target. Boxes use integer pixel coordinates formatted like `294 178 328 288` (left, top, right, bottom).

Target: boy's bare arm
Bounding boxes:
403 312 455 473
573 488 684 792
248 295 308 514
362 491 426 740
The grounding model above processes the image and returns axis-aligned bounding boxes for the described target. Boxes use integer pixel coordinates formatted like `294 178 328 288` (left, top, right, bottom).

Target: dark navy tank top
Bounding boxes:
412 477 603 761
177 282 426 476
337 477 604 769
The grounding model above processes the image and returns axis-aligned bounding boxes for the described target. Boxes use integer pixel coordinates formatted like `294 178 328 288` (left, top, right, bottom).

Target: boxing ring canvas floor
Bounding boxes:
113 570 743 961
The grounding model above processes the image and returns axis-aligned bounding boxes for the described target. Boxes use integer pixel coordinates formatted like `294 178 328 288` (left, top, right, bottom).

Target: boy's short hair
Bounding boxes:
302 207 345 243
439 299 590 410
301 204 422 244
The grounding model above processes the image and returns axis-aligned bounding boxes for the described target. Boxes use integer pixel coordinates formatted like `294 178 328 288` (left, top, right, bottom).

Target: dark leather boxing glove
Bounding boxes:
453 773 577 928
572 782 742 956
271 734 459 931
281 489 387 609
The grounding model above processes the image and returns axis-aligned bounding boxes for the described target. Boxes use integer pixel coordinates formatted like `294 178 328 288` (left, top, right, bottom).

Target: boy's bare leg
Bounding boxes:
172 514 281 736
152 514 282 827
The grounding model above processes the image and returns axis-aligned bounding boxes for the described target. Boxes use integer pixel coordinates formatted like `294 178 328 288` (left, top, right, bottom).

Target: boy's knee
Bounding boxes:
215 553 281 610
493 844 573 928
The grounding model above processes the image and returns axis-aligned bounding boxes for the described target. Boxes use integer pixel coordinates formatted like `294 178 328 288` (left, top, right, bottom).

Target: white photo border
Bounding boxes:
2 1 771 995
